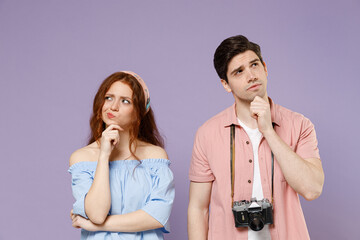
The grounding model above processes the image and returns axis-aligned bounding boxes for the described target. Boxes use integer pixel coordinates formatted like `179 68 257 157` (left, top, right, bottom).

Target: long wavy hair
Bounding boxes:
88 72 164 159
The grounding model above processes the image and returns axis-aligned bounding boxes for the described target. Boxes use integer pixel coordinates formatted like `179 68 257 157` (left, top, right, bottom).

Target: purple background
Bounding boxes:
0 0 359 239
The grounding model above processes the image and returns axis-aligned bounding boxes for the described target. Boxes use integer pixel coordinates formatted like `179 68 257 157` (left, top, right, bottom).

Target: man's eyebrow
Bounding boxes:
230 65 244 76
249 58 260 64
230 58 260 76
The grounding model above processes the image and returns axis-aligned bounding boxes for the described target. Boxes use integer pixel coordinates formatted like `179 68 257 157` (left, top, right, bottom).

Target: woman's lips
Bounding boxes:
107 113 115 119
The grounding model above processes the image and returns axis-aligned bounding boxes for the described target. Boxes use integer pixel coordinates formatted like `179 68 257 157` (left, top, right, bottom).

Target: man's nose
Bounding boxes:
246 68 257 82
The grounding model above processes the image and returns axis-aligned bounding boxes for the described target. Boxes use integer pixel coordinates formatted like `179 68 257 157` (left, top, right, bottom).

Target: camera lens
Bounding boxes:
249 212 264 231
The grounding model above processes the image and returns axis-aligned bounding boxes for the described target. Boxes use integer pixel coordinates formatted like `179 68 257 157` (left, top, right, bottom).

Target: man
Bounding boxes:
188 35 324 240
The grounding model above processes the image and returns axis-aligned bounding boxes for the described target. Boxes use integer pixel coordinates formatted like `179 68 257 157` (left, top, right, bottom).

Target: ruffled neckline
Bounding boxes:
68 158 170 172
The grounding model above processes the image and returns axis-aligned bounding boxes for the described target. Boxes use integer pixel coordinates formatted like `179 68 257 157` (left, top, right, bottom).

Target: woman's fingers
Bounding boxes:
105 124 124 132
71 209 83 229
100 124 122 155
72 215 81 228
103 129 120 145
70 209 74 220
103 131 120 145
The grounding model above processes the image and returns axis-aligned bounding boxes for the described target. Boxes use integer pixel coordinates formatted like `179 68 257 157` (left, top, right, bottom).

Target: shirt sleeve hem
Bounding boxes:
141 206 171 233
189 175 215 182
73 193 89 219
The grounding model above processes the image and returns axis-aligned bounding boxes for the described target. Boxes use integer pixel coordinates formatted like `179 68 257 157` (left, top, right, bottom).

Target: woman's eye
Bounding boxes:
105 96 113 101
122 99 131 104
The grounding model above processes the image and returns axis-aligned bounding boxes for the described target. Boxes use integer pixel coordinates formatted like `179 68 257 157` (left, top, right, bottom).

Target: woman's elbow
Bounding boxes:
88 213 107 224
84 201 110 224
155 222 164 229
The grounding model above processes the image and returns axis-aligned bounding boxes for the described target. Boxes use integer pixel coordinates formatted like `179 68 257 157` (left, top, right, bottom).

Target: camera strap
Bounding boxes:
230 124 275 207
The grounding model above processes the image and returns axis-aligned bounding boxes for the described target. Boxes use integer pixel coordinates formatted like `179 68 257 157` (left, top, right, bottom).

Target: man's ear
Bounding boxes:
263 61 268 76
221 79 232 93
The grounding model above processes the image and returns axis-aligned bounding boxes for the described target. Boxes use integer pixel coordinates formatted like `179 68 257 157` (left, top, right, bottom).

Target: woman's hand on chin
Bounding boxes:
100 124 123 158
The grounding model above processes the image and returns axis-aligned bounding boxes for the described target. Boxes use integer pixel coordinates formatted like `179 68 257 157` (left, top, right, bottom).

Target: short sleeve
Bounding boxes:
141 166 175 233
295 117 320 159
68 163 95 219
189 127 215 182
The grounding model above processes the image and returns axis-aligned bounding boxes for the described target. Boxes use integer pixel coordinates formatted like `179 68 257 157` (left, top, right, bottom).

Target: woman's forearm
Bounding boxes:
85 153 111 224
97 210 163 232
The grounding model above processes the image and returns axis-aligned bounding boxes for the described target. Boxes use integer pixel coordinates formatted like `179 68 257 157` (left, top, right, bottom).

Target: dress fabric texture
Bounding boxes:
69 158 175 240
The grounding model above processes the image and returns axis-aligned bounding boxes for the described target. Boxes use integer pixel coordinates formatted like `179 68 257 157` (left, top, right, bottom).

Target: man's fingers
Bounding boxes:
253 95 267 103
250 101 267 108
251 96 268 107
251 113 258 119
250 104 267 113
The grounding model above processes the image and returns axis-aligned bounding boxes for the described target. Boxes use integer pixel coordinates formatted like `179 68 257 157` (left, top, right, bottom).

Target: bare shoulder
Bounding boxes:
137 141 168 160
69 142 100 167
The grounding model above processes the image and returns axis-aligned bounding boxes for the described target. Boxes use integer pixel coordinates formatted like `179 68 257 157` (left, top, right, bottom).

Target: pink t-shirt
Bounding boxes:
189 98 320 240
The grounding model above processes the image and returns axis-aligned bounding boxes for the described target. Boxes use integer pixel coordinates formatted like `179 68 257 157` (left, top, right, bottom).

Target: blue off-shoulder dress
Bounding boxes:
68 159 175 240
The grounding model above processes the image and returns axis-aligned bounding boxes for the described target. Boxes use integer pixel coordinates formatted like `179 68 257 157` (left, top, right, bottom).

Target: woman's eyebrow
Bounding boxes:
105 93 133 99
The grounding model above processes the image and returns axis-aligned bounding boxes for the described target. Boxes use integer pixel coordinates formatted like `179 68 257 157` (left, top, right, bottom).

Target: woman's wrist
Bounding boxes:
99 152 111 162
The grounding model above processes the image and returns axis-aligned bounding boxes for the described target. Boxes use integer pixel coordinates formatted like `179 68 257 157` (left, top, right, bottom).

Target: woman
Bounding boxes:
69 71 175 240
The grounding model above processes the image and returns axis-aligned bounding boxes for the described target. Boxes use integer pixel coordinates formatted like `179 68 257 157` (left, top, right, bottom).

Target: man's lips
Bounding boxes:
107 113 115 119
247 83 261 91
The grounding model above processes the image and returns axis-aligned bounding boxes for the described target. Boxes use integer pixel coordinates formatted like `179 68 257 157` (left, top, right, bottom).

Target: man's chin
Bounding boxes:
250 92 266 101
235 93 266 103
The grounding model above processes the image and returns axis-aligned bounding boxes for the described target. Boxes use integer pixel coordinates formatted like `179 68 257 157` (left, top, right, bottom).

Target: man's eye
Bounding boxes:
252 63 258 67
236 69 243 74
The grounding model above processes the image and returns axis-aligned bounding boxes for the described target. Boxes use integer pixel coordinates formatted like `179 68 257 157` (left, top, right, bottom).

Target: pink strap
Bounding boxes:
121 71 150 112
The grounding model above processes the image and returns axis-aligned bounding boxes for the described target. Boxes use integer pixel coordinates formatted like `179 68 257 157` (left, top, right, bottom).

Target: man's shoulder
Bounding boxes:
197 105 233 134
274 102 312 126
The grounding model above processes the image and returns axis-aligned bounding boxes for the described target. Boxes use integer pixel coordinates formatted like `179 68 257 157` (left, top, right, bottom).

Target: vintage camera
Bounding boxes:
232 197 273 231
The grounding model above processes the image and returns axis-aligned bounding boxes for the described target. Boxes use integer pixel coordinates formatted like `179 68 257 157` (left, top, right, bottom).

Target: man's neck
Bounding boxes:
235 95 269 129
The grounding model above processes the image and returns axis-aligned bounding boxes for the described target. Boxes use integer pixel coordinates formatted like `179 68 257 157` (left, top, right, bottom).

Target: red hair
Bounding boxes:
88 72 164 159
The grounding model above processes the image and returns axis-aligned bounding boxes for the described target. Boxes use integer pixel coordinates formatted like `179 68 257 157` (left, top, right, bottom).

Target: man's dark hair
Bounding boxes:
213 35 264 82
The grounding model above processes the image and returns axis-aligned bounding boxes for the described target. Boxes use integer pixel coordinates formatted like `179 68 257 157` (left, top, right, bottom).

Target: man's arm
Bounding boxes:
250 96 324 200
188 181 212 240
262 131 324 200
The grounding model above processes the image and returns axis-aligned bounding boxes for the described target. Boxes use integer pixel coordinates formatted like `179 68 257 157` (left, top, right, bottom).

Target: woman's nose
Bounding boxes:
110 101 119 111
